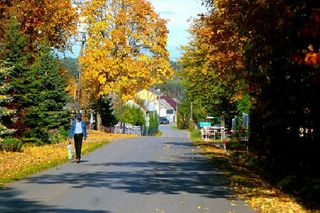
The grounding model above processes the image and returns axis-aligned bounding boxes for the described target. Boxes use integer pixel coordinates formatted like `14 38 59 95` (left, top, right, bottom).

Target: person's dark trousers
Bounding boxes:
74 133 83 160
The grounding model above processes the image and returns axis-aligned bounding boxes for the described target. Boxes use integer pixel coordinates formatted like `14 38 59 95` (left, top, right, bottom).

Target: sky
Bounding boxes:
69 0 206 61
149 0 206 60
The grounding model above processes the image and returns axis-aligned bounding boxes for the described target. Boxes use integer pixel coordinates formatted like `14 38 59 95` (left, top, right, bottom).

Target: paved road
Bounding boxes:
0 124 255 213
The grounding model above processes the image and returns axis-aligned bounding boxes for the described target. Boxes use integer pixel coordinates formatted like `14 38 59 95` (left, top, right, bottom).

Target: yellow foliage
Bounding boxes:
79 0 173 101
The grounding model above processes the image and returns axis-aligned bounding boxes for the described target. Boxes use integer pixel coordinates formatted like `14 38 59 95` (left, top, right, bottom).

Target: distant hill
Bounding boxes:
170 60 181 71
154 61 184 98
61 57 78 77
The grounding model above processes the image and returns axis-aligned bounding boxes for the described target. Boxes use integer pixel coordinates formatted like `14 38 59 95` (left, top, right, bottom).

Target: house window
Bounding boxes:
167 109 174 114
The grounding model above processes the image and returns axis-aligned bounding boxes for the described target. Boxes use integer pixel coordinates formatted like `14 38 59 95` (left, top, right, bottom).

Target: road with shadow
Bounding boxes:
0 124 256 213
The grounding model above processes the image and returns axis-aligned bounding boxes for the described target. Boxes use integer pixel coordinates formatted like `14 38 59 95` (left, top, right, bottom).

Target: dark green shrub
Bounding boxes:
22 137 43 146
58 127 69 138
0 137 22 152
24 128 49 143
48 128 67 144
48 133 63 144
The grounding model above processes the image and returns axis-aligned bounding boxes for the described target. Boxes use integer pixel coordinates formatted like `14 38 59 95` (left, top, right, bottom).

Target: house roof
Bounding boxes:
160 96 177 109
158 99 174 110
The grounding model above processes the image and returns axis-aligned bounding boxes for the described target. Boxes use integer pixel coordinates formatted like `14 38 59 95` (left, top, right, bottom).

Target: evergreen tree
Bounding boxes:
0 62 15 137
0 17 31 71
20 46 69 142
98 96 118 127
147 111 159 136
0 17 70 143
0 18 31 136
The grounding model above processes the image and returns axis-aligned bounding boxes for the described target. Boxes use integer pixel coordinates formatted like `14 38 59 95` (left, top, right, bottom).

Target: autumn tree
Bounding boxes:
79 0 173 105
0 0 78 53
189 0 320 178
180 0 320 180
179 6 246 125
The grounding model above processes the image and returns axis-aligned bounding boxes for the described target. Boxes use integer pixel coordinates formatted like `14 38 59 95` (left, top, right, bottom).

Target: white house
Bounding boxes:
135 89 177 123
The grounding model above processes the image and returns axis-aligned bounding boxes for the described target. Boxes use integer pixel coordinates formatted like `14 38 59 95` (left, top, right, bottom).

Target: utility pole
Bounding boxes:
190 102 193 121
190 102 193 129
77 32 86 104
156 88 161 118
73 0 86 109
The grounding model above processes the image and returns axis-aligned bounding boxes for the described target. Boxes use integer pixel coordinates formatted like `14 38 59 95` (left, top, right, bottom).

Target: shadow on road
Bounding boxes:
22 158 233 199
0 187 108 213
0 136 238 212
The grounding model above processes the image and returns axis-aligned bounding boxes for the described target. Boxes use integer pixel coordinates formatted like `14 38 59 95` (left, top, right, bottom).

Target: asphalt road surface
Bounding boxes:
0 124 256 213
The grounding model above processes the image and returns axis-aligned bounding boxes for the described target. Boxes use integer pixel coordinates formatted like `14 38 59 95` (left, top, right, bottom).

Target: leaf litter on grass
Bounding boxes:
0 131 136 186
193 140 316 213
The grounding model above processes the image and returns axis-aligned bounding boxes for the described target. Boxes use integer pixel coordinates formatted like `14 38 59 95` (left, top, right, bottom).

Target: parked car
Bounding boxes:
159 117 169 124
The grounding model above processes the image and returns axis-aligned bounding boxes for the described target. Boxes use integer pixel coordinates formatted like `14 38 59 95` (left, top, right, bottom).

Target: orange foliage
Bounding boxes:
305 52 320 65
180 1 248 105
1 0 78 51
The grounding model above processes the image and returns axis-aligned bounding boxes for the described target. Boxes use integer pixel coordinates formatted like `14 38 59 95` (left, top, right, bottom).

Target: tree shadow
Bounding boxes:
164 141 194 148
24 158 234 199
0 187 109 213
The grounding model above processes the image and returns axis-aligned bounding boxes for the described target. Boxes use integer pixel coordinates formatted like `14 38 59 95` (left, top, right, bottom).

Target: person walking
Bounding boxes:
69 112 87 163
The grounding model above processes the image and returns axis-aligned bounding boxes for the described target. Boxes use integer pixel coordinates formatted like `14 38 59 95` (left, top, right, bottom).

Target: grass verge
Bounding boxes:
156 131 163 136
170 125 180 130
190 128 201 141
0 131 135 187
191 131 313 213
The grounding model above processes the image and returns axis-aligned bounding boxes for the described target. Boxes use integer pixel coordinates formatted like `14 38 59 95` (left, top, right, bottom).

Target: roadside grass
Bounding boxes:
0 131 135 187
191 128 312 213
156 131 163 136
170 125 181 130
170 125 178 130
190 128 201 141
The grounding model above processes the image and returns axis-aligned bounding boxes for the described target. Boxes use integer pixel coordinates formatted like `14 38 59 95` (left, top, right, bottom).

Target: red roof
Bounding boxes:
160 96 177 110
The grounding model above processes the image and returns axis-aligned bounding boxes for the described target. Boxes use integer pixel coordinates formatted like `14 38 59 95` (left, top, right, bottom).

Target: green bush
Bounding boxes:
0 137 23 152
122 105 146 126
147 112 159 136
22 137 43 146
190 129 201 141
58 127 69 138
177 112 188 129
24 128 49 143
48 128 67 144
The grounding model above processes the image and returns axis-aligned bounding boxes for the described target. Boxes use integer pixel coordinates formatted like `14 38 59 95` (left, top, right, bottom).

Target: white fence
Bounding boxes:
114 123 142 135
